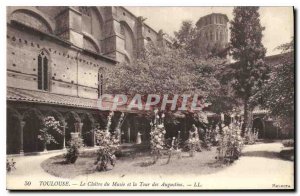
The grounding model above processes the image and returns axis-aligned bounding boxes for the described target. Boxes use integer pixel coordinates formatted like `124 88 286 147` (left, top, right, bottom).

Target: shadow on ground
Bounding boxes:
242 150 283 160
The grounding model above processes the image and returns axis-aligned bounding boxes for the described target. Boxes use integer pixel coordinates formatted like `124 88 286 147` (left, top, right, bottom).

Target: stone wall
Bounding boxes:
7 24 112 99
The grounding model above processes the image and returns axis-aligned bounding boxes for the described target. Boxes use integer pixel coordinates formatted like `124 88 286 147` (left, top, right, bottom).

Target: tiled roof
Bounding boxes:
7 87 146 113
7 87 101 110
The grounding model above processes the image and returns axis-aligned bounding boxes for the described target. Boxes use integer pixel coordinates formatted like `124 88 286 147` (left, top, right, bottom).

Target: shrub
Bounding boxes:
6 159 16 173
216 124 244 164
64 136 83 164
244 129 258 145
94 129 120 171
150 124 166 163
186 138 201 157
201 129 215 150
282 139 294 147
38 116 62 151
149 110 167 163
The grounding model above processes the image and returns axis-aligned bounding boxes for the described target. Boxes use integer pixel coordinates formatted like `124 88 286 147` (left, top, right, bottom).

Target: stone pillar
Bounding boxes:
127 118 131 143
79 123 83 136
62 121 66 149
20 121 25 154
92 130 95 147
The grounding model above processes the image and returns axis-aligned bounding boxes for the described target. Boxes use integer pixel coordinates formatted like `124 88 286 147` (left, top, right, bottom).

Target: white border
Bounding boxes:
0 0 298 195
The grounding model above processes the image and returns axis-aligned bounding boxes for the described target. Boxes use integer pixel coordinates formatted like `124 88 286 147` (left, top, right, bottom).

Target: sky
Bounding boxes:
126 7 294 56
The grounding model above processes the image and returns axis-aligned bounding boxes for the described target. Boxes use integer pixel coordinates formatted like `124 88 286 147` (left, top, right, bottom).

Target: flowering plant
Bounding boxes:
185 128 201 157
216 123 244 164
38 116 62 151
149 110 166 163
94 111 121 171
94 129 120 171
6 159 16 173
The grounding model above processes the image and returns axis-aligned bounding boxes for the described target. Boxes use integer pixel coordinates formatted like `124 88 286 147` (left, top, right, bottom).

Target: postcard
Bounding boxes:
6 6 294 190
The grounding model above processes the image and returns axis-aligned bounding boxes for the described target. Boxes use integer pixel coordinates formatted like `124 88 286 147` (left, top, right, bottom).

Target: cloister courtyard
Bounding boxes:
6 141 294 190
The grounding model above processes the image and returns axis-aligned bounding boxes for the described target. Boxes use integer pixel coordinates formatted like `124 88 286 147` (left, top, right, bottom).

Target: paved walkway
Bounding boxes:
6 142 294 190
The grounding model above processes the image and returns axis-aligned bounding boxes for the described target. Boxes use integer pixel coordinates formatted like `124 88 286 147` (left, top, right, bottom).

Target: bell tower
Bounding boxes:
196 13 229 56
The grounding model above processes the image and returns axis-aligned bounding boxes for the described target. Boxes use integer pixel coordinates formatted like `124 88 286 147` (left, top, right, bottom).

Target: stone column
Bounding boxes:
92 130 96 147
20 121 25 154
79 122 83 136
62 121 66 149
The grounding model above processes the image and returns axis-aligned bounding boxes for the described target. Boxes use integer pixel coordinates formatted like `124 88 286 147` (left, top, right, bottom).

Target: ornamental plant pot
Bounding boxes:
71 132 79 139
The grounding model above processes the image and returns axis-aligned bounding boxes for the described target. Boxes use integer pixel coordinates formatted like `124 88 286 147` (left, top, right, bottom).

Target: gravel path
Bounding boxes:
6 142 294 190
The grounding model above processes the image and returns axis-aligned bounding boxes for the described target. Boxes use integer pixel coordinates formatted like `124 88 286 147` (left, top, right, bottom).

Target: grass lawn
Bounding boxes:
41 147 226 179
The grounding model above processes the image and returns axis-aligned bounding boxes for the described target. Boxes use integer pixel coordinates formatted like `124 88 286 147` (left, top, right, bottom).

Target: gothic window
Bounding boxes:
220 31 224 41
98 69 104 97
220 17 223 24
210 31 213 41
216 30 219 41
37 51 49 91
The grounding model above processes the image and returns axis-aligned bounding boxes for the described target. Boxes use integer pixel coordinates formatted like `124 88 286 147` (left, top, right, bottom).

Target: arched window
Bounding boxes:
210 31 213 41
37 50 49 91
220 31 224 41
98 68 104 97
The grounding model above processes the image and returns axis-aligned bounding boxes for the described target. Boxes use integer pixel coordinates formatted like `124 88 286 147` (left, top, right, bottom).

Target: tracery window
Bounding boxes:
98 69 104 97
37 51 49 91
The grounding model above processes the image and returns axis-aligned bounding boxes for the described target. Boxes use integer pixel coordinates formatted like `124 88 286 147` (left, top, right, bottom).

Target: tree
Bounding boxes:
38 116 62 151
106 47 196 96
229 7 268 135
174 20 198 55
252 38 294 137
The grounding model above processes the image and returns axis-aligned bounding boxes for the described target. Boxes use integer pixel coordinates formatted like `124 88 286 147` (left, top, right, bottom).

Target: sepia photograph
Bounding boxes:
5 4 295 191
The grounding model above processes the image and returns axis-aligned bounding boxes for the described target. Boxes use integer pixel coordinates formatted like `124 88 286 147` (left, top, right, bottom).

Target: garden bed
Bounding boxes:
41 147 226 179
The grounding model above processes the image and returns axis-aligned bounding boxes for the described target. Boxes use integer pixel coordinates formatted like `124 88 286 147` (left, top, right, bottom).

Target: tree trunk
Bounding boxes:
242 96 249 137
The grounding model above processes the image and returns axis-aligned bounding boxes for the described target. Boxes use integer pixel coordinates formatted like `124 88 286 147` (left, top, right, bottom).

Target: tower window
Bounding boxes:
37 51 49 91
98 69 104 97
220 31 224 41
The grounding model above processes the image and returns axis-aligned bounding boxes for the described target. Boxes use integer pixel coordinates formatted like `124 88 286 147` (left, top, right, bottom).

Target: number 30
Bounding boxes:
24 181 31 186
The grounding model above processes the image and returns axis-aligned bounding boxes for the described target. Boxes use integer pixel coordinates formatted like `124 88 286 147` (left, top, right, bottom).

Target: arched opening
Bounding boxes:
81 113 95 147
23 109 44 153
7 108 21 154
65 111 81 146
120 21 136 61
45 110 64 150
252 118 265 139
120 114 136 144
